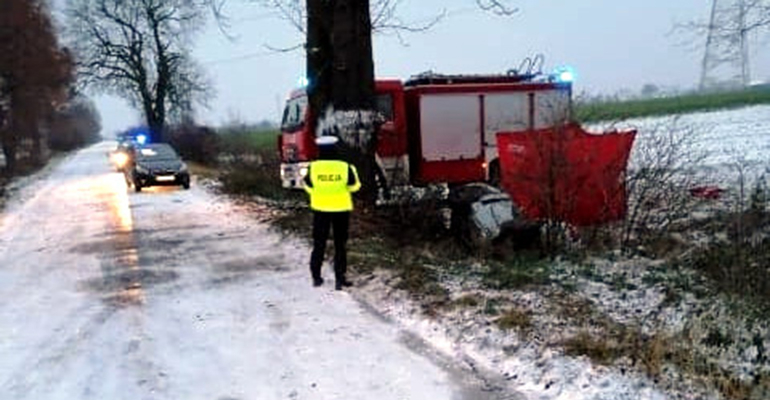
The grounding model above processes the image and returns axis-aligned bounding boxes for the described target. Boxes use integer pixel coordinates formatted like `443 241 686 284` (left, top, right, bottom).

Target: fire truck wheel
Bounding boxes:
375 165 390 200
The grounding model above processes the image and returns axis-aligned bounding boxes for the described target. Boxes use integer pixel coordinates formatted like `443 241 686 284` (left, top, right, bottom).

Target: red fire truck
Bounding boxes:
279 71 572 189
278 70 634 232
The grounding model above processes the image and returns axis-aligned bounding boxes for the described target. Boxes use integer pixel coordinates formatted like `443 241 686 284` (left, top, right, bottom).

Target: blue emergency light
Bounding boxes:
554 66 576 83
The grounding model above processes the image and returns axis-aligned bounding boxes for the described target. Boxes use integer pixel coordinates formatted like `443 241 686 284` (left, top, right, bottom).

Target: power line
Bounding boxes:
202 48 288 65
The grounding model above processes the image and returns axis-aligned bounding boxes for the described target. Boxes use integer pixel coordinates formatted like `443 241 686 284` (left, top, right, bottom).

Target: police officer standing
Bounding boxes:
303 135 361 290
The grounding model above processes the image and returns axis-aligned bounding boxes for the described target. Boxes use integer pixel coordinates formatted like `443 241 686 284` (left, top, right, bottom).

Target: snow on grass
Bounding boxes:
351 247 770 400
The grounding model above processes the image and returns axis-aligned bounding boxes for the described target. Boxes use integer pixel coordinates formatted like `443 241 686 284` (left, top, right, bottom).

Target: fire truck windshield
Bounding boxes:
281 95 308 131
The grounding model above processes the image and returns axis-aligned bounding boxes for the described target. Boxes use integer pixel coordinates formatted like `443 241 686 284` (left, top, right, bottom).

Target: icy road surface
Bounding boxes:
0 143 508 400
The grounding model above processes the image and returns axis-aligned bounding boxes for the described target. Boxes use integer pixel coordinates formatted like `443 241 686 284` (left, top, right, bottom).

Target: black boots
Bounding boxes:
313 276 352 290
335 279 353 291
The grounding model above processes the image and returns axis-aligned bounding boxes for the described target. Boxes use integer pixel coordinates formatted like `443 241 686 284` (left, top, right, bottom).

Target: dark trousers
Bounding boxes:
310 211 350 281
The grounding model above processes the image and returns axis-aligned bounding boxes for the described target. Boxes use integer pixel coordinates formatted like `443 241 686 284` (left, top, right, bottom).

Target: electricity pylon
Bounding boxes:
699 0 751 90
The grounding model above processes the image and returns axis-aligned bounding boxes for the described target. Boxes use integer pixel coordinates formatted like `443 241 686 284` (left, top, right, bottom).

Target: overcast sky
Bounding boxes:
91 0 770 136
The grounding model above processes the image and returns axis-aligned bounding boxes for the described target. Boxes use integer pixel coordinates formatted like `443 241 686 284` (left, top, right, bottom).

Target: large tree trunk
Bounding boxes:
149 107 165 143
306 0 378 206
329 0 375 110
31 119 44 166
26 91 46 167
1 128 17 174
7 90 40 171
141 91 164 143
0 87 13 174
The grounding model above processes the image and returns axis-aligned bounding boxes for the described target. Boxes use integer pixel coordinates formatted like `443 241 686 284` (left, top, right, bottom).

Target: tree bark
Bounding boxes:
330 0 375 110
306 0 333 127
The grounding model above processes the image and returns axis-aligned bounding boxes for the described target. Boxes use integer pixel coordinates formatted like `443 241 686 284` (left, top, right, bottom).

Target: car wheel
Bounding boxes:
182 180 190 190
134 181 142 192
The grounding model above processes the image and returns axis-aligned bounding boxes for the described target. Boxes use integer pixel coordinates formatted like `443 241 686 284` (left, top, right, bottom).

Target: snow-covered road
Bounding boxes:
0 142 507 400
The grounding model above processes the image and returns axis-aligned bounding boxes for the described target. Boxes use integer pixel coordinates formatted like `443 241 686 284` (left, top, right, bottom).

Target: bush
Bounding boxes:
219 159 303 202
619 118 709 252
167 124 220 165
49 96 102 151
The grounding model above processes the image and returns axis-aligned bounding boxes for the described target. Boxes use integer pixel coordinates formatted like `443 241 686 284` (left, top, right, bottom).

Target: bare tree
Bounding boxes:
475 0 519 16
67 0 211 142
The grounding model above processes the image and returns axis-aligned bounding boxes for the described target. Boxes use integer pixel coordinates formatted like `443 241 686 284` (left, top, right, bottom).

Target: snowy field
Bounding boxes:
593 104 770 185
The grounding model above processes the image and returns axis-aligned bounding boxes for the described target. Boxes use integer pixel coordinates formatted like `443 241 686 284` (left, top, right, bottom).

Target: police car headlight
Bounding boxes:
299 166 308 177
112 152 129 167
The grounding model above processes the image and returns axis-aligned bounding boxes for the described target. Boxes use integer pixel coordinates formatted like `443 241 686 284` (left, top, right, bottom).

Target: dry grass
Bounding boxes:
563 327 668 377
667 342 770 400
495 308 533 331
560 317 770 400
481 255 551 290
187 162 220 180
452 294 482 308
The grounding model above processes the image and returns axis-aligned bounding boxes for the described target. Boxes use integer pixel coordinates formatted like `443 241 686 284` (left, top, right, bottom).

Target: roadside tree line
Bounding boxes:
0 0 101 176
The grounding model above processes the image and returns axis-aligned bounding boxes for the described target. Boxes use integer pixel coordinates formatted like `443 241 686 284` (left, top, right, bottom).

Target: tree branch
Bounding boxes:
475 0 519 16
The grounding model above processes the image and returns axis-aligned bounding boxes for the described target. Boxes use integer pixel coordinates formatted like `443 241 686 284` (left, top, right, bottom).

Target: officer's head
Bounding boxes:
315 135 339 160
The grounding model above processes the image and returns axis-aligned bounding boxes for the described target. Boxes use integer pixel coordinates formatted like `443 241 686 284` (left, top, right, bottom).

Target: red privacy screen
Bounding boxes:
496 124 636 226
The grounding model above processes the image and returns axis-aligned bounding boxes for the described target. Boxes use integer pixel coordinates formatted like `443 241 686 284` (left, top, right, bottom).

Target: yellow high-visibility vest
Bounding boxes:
304 160 361 212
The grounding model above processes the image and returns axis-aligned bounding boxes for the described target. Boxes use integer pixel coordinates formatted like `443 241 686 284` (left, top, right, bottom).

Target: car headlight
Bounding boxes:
111 152 129 167
135 164 149 174
179 163 188 172
299 166 309 177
